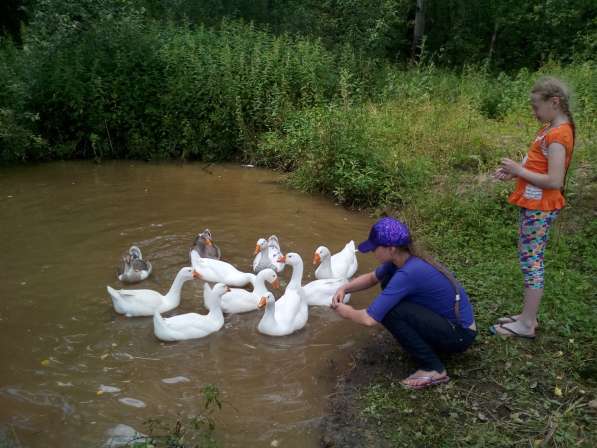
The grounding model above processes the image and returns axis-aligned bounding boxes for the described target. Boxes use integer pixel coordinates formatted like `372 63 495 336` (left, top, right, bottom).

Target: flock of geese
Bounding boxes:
107 230 359 341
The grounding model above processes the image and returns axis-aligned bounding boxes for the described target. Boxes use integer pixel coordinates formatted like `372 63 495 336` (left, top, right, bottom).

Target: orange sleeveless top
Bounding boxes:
508 123 574 211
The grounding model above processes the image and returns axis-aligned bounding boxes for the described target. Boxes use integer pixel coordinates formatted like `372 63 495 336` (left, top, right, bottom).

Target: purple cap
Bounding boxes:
358 217 411 252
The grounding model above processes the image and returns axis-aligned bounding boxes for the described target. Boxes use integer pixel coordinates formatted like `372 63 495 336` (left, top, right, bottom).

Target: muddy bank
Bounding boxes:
319 331 412 448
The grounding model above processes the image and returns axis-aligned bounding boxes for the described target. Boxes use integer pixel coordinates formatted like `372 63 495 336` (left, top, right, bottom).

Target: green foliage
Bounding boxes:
1 1 595 163
255 61 595 205
130 0 597 70
128 384 223 448
255 105 403 207
25 6 164 160
154 20 339 161
3 5 362 162
3 1 596 70
0 38 48 162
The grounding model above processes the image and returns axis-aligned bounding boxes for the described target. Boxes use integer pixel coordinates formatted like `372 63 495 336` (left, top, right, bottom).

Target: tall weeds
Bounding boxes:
1 19 364 162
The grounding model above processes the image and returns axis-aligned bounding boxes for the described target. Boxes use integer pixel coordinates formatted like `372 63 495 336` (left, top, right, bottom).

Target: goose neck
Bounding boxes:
253 274 267 295
262 299 276 324
288 263 303 289
165 270 188 303
207 302 224 322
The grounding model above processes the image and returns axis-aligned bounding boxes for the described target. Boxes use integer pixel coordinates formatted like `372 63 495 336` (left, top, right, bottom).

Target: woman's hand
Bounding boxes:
333 302 352 319
333 304 378 326
331 287 346 309
500 158 522 176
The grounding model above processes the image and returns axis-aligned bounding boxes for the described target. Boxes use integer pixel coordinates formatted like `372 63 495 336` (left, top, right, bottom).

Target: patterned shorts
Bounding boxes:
518 208 560 289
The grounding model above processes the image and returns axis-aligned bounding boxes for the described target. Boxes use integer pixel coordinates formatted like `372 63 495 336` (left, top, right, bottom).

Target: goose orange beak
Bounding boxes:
277 255 286 263
313 253 321 265
192 270 202 279
254 244 261 255
272 278 280 289
258 296 267 309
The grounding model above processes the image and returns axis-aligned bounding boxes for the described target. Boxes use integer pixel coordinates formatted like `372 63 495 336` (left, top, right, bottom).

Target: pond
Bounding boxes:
0 161 380 447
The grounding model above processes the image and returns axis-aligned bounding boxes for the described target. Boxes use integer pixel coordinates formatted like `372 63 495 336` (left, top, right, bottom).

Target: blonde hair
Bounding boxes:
531 76 576 143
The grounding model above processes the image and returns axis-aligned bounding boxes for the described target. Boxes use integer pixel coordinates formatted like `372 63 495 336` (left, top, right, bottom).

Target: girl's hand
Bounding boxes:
331 287 346 309
500 158 522 176
492 167 515 181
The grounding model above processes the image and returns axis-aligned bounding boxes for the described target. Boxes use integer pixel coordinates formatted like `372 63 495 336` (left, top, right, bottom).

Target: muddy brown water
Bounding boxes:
0 161 382 447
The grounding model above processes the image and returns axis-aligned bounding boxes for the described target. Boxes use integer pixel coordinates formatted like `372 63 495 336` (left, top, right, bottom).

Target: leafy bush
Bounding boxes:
8 13 361 162
0 39 47 162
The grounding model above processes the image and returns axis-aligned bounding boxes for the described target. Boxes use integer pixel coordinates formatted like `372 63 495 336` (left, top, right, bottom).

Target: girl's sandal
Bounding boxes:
496 316 540 330
489 323 536 340
401 375 450 390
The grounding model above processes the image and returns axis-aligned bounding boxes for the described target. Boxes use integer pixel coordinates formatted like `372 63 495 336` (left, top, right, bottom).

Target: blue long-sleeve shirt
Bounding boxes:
367 256 474 328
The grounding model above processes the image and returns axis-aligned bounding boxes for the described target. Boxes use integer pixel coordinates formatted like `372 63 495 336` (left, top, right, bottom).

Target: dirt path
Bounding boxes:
319 331 411 447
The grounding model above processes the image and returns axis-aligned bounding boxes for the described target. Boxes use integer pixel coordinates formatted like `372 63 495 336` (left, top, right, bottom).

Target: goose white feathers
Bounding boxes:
117 246 152 283
107 267 194 317
220 268 280 314
153 283 228 341
303 277 351 306
190 249 255 287
314 240 358 280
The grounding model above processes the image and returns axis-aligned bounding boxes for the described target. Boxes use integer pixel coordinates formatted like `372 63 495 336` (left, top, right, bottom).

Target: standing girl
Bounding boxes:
492 77 576 339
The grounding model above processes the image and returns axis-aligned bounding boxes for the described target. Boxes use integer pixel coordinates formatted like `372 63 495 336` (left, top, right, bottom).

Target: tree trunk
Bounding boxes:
488 21 499 65
412 0 426 60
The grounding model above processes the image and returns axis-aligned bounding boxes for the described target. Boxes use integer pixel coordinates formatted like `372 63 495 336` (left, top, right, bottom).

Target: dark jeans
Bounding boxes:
381 301 476 373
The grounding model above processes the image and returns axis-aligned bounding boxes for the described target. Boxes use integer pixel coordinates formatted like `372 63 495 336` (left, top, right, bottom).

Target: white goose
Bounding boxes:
257 292 298 336
252 236 285 273
190 249 255 287
153 283 228 341
314 241 358 280
303 277 351 306
107 267 194 317
252 238 273 272
268 252 308 334
220 268 280 314
267 235 285 270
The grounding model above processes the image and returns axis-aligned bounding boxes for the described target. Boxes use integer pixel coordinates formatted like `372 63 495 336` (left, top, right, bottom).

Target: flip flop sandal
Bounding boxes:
489 324 536 339
497 316 518 324
496 316 540 329
401 375 450 390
